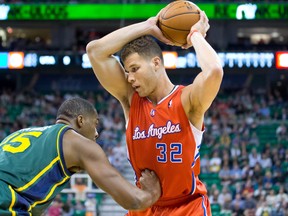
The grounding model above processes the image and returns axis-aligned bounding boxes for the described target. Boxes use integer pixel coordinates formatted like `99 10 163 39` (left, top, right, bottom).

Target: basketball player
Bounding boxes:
87 9 223 216
0 98 161 215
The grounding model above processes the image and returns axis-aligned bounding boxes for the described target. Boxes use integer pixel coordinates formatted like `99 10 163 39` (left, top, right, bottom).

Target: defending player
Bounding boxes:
87 10 223 216
0 97 161 215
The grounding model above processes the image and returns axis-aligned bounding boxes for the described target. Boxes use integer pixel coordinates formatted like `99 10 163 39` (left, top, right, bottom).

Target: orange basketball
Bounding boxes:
158 1 200 46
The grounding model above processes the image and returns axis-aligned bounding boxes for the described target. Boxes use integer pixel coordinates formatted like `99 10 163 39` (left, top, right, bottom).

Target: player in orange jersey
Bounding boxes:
87 9 223 216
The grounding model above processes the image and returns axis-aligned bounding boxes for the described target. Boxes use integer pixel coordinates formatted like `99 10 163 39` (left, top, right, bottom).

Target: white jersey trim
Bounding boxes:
190 122 204 164
146 85 179 105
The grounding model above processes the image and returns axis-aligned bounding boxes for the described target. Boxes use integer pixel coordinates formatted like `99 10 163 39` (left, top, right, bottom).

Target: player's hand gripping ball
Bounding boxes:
158 0 200 46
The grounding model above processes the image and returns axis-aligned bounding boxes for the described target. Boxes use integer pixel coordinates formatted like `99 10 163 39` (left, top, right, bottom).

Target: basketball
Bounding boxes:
158 1 200 46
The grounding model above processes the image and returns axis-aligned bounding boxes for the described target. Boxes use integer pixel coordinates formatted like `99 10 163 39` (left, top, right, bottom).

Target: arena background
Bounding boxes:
0 0 287 215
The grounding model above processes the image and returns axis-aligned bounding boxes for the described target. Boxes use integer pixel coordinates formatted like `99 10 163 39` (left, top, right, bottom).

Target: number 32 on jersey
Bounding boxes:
156 143 182 163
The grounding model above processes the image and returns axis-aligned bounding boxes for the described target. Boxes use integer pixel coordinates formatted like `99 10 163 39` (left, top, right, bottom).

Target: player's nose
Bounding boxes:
95 129 99 140
127 73 135 83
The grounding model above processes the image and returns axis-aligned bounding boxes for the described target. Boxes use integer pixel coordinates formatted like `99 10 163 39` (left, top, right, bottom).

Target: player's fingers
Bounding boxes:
142 169 157 178
147 170 157 179
207 23 210 31
153 29 173 45
181 44 191 49
156 8 164 18
199 10 205 23
159 35 173 45
142 169 153 176
202 10 208 23
150 170 156 177
140 169 148 178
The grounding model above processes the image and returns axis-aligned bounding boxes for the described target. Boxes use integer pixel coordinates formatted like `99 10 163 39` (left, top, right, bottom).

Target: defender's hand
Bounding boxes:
139 169 161 202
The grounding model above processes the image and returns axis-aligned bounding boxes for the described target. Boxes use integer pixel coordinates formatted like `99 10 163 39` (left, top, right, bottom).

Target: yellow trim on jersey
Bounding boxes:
56 125 70 177
8 185 16 216
0 133 19 147
15 157 60 192
31 176 70 208
28 205 32 216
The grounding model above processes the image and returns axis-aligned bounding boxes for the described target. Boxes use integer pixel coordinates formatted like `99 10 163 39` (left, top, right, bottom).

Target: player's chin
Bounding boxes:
137 90 148 98
138 92 146 97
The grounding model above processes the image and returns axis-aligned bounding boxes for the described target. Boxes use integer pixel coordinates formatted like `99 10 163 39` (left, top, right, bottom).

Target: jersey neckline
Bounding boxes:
146 85 179 105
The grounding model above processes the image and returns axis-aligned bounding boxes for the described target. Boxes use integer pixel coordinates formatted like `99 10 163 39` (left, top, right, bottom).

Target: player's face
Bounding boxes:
80 112 99 142
124 53 157 97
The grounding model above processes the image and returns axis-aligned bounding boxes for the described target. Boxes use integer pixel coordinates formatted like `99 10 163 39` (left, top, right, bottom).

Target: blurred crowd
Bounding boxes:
202 89 288 216
0 86 287 215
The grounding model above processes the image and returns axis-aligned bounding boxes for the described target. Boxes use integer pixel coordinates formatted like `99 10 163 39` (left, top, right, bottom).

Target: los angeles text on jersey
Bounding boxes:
132 120 181 140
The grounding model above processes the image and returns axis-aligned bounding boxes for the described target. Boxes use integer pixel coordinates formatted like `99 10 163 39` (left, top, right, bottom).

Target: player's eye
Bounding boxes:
131 67 139 73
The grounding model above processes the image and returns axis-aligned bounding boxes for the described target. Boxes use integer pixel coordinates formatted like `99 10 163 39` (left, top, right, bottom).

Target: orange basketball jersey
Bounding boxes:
126 85 207 207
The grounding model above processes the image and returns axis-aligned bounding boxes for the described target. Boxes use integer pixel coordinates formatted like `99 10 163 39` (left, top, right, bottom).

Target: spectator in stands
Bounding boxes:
258 102 270 119
219 131 231 149
219 161 232 186
266 189 277 208
111 142 126 172
209 150 222 173
242 179 254 195
254 185 266 200
74 200 85 213
239 141 249 163
252 162 263 184
272 159 285 184
200 154 210 173
276 122 287 142
241 160 252 180
263 170 274 190
230 160 242 183
242 191 257 215
231 133 241 146
230 193 244 215
249 148 261 168
62 202 74 216
209 189 220 205
280 108 287 121
249 132 260 146
217 186 232 210
255 200 272 216
271 202 286 216
260 152 272 169
276 186 288 204
47 195 63 216
230 142 241 160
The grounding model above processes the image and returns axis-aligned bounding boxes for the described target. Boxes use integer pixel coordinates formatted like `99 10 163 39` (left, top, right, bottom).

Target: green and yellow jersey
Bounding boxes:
0 124 73 215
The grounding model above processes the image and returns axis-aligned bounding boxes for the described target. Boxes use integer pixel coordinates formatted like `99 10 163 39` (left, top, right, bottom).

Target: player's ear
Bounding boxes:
152 56 161 70
76 115 84 128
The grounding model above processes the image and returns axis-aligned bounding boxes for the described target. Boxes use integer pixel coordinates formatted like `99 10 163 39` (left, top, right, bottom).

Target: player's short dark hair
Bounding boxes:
120 35 163 63
56 97 97 120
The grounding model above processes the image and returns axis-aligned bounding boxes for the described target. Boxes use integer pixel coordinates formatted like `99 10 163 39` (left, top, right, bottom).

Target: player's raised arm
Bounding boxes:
86 17 171 103
185 11 223 114
63 130 161 210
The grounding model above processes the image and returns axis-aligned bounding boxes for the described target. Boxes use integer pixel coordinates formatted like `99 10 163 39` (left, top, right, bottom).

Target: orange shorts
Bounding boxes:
126 195 211 216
